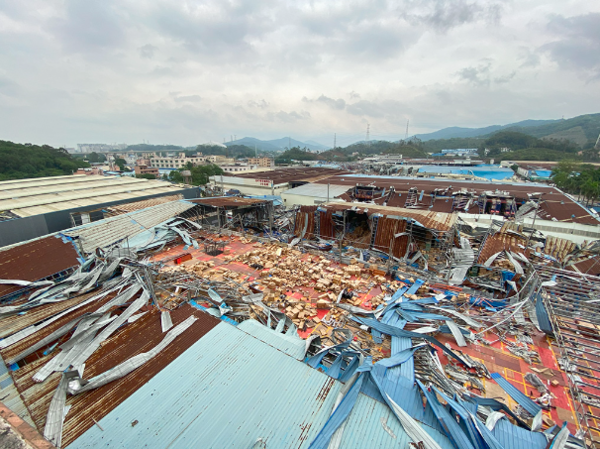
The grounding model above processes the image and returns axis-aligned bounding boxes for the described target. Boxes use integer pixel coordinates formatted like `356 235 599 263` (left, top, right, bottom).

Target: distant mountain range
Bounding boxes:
224 137 328 152
413 113 600 146
413 119 561 141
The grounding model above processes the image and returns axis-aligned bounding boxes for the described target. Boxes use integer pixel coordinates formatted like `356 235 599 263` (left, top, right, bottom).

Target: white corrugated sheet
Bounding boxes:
63 200 195 253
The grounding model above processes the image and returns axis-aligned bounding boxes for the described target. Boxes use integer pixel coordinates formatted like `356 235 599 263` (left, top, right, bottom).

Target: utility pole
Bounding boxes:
333 133 336 150
595 131 600 150
366 123 370 146
405 119 409 140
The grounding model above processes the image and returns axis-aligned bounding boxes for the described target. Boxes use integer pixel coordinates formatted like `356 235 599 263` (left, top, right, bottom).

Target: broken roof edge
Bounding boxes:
0 200 194 254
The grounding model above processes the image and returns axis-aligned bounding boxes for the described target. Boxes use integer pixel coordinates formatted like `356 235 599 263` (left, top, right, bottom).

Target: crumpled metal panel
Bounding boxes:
7 304 220 448
70 322 343 449
63 200 195 254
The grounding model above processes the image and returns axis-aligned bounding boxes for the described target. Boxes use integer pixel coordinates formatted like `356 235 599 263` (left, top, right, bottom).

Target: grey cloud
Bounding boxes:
267 110 311 123
48 0 126 53
402 0 505 32
0 76 20 97
346 100 388 118
541 13 600 79
457 61 492 86
494 72 516 84
174 95 202 103
316 95 346 110
139 44 157 59
248 99 270 109
518 47 541 68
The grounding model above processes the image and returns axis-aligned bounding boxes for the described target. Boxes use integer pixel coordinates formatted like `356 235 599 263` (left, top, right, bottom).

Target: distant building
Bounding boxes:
134 165 159 177
247 157 274 167
439 148 479 157
204 155 235 164
150 153 205 169
77 143 127 153
74 167 104 176
219 164 265 173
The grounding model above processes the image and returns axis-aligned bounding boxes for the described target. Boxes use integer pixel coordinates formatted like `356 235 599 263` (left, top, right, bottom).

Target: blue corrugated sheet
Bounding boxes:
71 322 342 449
237 319 306 360
491 372 542 418
492 418 548 449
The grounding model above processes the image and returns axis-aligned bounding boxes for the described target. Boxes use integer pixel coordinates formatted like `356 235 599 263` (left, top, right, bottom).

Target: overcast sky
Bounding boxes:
1 0 599 148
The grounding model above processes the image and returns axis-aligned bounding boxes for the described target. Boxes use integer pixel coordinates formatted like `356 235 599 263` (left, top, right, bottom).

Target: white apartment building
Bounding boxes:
150 153 205 169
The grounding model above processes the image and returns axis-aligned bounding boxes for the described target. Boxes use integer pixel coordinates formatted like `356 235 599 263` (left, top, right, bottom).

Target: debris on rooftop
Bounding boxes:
0 195 598 448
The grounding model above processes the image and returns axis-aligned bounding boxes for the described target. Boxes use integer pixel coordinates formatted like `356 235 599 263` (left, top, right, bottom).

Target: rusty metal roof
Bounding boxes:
228 167 348 184
103 194 184 217
0 235 80 299
69 321 342 449
188 197 270 207
314 175 598 225
5 303 219 448
320 202 457 231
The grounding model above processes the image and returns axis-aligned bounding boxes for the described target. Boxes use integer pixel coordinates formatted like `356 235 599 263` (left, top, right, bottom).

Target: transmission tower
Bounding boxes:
366 123 370 146
333 133 336 149
405 119 409 140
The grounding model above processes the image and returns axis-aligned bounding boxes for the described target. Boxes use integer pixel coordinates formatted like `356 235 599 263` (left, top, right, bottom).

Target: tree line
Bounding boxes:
552 160 600 207
0 140 87 181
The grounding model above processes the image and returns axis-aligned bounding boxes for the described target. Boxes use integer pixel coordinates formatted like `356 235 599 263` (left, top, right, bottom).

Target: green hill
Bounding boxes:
0 140 88 181
505 113 600 147
414 113 600 148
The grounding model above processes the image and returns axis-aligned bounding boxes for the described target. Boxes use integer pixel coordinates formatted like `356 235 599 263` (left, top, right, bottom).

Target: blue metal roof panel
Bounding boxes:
492 418 548 449
237 319 306 360
70 322 342 449
336 394 454 449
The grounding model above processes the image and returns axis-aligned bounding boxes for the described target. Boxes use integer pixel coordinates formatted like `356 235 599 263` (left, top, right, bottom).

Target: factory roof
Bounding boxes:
319 202 458 232
0 235 80 299
0 175 184 218
281 183 351 198
187 197 270 208
313 175 599 225
226 167 348 184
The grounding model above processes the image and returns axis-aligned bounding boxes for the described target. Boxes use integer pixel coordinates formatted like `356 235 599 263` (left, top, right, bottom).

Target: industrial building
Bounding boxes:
0 175 200 247
209 167 347 196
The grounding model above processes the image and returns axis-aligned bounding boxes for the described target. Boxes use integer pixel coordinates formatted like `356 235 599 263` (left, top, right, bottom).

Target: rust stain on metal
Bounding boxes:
104 194 184 217
7 303 219 447
188 197 270 207
0 290 116 340
319 203 456 232
0 236 80 298
228 167 348 185
0 291 118 361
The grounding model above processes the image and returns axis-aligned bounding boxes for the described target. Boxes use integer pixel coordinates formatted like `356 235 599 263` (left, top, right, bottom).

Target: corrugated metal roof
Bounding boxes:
282 183 350 198
337 393 454 449
314 175 599 225
0 175 184 218
0 235 80 299
103 194 184 217
188 197 270 207
6 304 220 448
320 202 457 231
228 167 348 184
237 319 306 360
63 200 195 254
70 321 342 449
